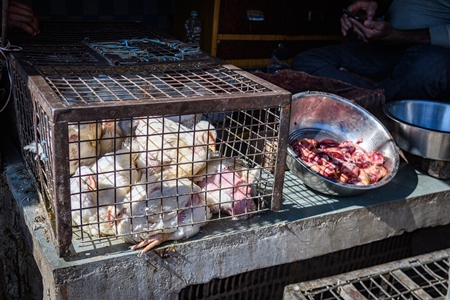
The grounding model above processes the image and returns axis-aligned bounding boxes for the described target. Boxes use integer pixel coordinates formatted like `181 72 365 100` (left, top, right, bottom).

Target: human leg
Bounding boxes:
379 45 450 101
291 41 403 89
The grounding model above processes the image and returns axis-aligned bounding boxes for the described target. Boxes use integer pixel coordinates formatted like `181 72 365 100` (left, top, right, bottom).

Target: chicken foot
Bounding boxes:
130 233 169 254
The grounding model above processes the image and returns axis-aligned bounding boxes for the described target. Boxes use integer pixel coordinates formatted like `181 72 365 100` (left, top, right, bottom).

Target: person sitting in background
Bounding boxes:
291 0 450 102
0 1 39 113
2 0 39 36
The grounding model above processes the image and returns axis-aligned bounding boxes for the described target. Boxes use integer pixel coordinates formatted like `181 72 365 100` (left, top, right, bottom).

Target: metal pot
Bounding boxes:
287 91 399 196
383 100 450 161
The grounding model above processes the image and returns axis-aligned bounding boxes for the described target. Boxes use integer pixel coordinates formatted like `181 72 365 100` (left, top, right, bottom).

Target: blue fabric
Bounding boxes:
292 0 450 101
386 0 450 48
379 44 450 100
292 41 450 101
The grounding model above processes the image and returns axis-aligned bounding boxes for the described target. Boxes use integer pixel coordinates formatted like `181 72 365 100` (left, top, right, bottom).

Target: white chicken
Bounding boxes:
131 196 211 254
109 177 211 254
194 157 260 218
132 117 217 180
23 140 48 162
70 165 115 236
70 147 141 236
90 147 141 198
98 120 125 157
166 114 203 129
24 122 103 175
68 122 103 175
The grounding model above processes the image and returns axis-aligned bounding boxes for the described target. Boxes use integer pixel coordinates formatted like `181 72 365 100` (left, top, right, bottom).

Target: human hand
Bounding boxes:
349 18 393 42
341 0 378 36
5 0 40 36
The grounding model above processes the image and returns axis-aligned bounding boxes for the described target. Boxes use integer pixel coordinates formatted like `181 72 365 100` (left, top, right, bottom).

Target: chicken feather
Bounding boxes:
68 122 102 175
99 120 125 156
70 147 141 236
132 117 216 180
109 177 211 253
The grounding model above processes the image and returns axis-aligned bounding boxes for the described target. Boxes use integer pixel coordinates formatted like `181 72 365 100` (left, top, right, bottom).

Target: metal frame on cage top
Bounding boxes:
8 21 291 256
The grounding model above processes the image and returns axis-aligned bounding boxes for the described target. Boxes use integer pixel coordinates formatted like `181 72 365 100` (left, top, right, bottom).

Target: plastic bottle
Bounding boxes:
267 43 291 74
184 10 202 47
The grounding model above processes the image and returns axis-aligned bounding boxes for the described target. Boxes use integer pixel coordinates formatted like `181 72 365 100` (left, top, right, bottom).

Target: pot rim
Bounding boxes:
383 100 450 135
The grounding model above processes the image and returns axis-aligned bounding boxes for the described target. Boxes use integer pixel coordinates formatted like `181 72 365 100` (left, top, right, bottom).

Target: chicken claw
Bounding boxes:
131 234 169 254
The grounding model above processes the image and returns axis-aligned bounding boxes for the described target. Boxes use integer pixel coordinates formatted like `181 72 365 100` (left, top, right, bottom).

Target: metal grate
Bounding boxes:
65 113 281 243
84 38 209 65
13 22 211 65
284 249 450 300
9 21 291 257
11 21 172 45
34 61 272 106
19 45 103 65
19 40 210 66
179 233 415 300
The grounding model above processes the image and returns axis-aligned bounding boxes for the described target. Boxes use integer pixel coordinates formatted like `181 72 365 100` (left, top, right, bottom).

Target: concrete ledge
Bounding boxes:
4 145 450 299
0 161 43 299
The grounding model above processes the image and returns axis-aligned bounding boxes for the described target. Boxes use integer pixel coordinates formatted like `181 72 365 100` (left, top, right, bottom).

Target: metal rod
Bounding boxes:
1 0 8 47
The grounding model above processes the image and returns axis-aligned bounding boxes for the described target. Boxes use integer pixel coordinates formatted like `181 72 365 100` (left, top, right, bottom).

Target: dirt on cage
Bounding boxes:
179 224 450 300
9 21 291 257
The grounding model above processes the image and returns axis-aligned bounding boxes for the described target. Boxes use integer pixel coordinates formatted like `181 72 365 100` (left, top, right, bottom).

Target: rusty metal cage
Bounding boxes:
9 21 291 256
179 229 450 300
284 250 450 300
179 232 415 300
11 21 191 45
12 21 211 65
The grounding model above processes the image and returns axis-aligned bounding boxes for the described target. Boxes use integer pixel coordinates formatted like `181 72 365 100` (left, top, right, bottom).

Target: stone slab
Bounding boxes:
3 140 450 300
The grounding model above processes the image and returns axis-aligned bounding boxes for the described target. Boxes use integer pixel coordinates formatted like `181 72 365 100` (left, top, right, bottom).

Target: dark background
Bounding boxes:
21 0 176 35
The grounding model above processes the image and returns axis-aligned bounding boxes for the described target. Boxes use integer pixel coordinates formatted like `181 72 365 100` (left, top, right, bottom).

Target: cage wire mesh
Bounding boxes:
34 61 275 105
179 232 415 300
19 45 103 66
284 249 450 300
9 21 291 256
84 38 208 64
12 21 210 66
11 21 185 46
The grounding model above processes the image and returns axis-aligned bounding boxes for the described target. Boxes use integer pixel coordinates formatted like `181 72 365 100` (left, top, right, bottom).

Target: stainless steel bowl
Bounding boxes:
287 91 400 196
383 100 450 161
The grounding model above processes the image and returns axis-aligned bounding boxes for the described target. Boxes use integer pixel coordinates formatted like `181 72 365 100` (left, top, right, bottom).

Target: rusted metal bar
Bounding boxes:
1 0 8 47
7 22 292 256
392 270 433 300
284 249 450 299
338 284 367 300
52 120 73 256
